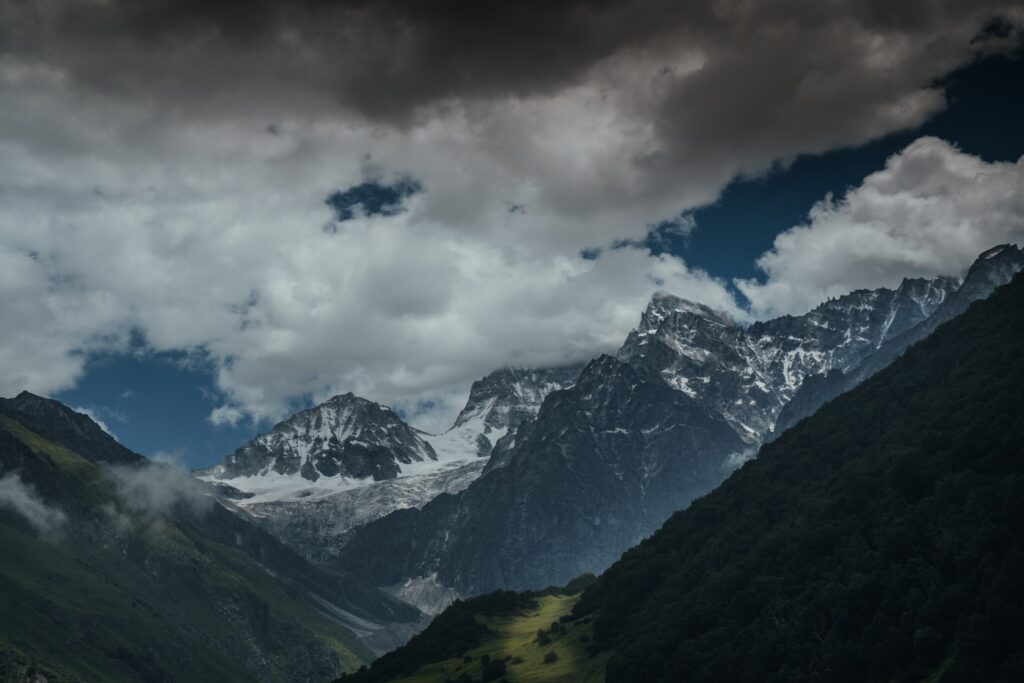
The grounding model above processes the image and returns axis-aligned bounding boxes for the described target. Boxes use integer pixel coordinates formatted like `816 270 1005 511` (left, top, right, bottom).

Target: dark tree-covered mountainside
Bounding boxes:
571 273 1024 682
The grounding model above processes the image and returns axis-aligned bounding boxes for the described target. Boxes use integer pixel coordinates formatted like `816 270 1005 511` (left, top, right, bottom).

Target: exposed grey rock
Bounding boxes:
335 245 1018 600
195 366 581 566
336 355 746 595
383 574 465 616
448 365 583 457
242 459 486 564
773 244 1023 437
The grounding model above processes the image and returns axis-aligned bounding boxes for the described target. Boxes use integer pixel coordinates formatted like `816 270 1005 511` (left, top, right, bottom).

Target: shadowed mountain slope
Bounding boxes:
572 272 1024 682
0 398 420 682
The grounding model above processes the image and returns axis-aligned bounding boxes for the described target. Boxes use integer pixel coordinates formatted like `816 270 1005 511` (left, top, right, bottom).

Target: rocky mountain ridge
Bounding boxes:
773 243 1024 435
350 266 1024 683
333 245 1022 607
195 366 582 565
620 274 957 442
0 391 144 466
337 353 747 597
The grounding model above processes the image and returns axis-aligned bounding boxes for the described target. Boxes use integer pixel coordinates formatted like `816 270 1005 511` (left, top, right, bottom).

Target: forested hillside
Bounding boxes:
573 273 1024 682
350 274 1024 683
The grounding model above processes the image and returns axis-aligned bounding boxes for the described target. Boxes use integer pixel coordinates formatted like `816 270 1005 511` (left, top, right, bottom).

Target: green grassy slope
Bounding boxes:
390 595 606 683
572 273 1024 681
338 592 607 683
0 411 389 682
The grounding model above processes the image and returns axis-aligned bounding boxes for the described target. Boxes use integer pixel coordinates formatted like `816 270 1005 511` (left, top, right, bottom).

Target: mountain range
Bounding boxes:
196 366 581 570
332 245 1023 604
3 245 1019 682
192 244 1023 614
337 265 1024 683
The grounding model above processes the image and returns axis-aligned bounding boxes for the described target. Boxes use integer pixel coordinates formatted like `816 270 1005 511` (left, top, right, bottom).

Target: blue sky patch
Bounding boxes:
325 177 423 224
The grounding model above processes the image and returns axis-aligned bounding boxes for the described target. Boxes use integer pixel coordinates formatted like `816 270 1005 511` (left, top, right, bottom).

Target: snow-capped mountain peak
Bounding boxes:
193 366 581 566
618 269 963 443
196 392 437 497
442 365 582 458
640 291 736 332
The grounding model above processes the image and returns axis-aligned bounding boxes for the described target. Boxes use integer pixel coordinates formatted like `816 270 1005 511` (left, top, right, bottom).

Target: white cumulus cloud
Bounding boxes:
738 138 1024 317
0 1 1022 432
0 473 67 537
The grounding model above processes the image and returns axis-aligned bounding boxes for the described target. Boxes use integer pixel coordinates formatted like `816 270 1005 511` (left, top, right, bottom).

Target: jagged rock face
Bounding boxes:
0 391 143 465
941 244 1024 315
198 393 436 484
441 365 582 458
772 244 1024 436
454 366 582 432
336 356 746 595
747 275 955 381
619 277 955 442
619 296 778 441
876 276 960 342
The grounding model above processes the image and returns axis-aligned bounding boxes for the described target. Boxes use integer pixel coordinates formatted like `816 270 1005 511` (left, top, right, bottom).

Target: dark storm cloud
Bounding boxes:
4 1 654 124
6 0 1019 124
6 0 1018 225
3 0 1023 429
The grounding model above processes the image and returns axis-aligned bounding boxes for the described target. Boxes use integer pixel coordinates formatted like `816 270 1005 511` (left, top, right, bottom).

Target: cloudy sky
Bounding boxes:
2 0 1023 466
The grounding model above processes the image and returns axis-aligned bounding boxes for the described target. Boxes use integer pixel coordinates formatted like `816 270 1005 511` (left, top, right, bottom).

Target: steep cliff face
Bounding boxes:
437 365 582 458
568 270 1024 683
620 276 955 443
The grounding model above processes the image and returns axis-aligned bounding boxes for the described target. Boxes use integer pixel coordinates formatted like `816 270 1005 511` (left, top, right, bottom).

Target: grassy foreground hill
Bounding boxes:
337 580 607 683
343 274 1024 683
0 400 419 682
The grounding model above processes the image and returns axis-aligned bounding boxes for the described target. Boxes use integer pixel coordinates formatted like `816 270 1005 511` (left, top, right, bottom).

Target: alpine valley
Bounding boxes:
339 253 1024 683
2 246 1021 682
196 246 1022 612
0 393 424 682
8 5 1024 681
